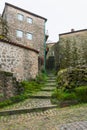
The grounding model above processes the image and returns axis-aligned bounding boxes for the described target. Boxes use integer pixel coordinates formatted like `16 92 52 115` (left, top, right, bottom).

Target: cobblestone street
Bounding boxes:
0 74 87 130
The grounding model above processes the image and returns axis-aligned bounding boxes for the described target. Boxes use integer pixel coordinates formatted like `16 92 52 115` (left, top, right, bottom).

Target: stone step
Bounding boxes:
0 98 54 112
41 87 55 91
33 92 52 97
0 105 57 116
30 95 51 99
45 82 57 86
41 89 54 92
47 79 56 82
47 76 56 79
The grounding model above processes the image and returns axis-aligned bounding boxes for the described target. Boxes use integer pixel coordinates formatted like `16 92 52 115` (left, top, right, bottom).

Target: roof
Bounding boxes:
59 29 87 36
0 38 39 54
3 2 47 22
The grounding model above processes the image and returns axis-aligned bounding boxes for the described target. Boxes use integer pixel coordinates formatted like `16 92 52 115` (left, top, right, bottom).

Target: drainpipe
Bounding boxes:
44 21 46 73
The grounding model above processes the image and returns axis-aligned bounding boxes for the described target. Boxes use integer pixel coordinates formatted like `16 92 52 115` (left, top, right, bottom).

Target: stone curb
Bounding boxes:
0 105 57 116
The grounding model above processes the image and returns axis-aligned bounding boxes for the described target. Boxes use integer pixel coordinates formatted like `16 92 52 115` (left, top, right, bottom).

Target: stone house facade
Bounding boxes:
55 29 87 71
2 3 47 57
0 3 47 80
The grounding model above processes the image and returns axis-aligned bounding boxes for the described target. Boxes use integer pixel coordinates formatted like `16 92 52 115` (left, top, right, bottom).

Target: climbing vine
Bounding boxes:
0 16 9 40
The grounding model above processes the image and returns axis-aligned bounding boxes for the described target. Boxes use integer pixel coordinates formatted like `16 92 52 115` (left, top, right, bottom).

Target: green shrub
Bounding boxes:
52 89 76 101
0 100 12 108
52 85 87 106
57 66 87 92
35 72 47 83
75 86 87 103
21 80 43 94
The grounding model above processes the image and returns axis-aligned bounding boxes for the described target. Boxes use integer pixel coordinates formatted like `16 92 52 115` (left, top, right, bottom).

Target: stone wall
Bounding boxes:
0 39 39 81
0 71 17 101
55 30 87 70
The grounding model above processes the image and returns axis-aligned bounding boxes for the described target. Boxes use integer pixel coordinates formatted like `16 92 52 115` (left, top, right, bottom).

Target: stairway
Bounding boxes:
0 73 57 116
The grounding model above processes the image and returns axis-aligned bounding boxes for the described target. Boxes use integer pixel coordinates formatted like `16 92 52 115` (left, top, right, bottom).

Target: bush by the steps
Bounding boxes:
57 65 87 92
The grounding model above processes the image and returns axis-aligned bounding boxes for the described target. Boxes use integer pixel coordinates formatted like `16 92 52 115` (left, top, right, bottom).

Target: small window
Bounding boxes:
26 33 32 40
16 30 23 38
17 14 24 21
27 17 33 24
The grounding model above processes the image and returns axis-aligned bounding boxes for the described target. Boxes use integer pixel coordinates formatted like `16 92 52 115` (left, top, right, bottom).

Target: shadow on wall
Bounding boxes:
46 56 55 71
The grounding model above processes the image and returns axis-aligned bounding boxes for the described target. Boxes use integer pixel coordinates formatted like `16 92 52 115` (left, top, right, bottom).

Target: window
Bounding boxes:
16 30 23 38
17 14 24 21
26 33 32 40
27 17 33 24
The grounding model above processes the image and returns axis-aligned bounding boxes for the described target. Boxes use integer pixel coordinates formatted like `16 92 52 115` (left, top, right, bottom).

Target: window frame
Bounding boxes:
16 30 23 38
17 13 24 21
26 32 33 40
27 17 33 24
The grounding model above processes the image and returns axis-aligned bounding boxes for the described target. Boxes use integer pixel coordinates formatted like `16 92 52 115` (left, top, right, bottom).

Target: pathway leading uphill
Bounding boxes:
0 73 87 130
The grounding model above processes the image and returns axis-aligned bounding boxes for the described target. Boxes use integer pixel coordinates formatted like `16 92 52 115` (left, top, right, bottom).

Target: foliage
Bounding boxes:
57 36 87 70
0 16 8 38
52 65 87 106
52 85 87 106
57 65 87 92
52 89 76 101
21 81 42 94
35 72 47 83
75 86 87 103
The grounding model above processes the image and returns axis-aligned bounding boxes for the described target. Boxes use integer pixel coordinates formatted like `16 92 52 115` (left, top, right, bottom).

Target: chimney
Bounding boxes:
71 29 75 32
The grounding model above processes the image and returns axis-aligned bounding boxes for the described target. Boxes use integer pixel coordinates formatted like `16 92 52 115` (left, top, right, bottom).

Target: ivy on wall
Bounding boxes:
0 16 9 40
55 34 87 70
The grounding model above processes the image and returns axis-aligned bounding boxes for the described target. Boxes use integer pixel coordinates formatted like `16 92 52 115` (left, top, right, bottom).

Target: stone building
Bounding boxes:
2 3 47 57
0 3 47 80
55 29 87 71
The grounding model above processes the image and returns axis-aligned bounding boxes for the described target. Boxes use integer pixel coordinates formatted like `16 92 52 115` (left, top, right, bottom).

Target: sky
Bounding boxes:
0 0 87 42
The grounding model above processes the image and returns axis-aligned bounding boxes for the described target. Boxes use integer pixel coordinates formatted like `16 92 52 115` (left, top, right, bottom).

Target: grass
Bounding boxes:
51 86 87 106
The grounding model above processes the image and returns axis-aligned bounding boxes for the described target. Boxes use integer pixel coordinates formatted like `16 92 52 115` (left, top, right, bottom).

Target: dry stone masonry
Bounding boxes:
0 39 39 81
